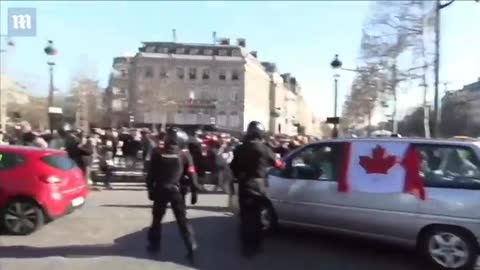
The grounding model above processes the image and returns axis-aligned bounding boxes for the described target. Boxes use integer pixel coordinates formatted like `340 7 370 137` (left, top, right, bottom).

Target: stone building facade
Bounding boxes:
265 67 301 135
124 40 271 132
104 56 133 127
104 39 317 135
0 74 31 129
441 78 480 133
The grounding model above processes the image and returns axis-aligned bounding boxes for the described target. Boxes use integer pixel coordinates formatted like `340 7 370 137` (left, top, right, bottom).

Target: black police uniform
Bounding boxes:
180 144 203 205
230 121 277 256
146 128 198 260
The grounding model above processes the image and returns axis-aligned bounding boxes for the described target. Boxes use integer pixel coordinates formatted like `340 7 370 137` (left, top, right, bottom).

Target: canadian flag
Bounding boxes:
338 142 425 200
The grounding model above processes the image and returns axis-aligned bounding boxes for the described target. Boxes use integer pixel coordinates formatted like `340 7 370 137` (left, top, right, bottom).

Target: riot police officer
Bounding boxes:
146 127 199 263
230 121 278 257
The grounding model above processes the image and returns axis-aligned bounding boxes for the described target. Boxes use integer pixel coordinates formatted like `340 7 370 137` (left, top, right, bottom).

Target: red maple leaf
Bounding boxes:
359 145 398 174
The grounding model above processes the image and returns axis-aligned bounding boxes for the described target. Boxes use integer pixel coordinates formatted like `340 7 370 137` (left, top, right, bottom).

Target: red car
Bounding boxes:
0 145 89 235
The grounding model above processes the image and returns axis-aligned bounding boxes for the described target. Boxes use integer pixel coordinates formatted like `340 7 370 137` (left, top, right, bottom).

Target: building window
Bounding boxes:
229 112 239 127
190 48 199 55
232 49 241 57
231 70 239 80
157 47 168 54
145 46 155 53
219 49 228 56
231 92 239 102
159 67 167 78
189 68 197 80
202 69 210 80
176 67 185 79
217 112 227 126
145 66 153 78
204 49 213 56
112 87 120 95
219 70 226 80
121 70 127 78
176 48 185 54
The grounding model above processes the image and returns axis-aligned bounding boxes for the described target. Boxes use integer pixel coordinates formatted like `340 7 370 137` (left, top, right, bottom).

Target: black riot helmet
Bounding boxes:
244 121 266 141
165 127 189 148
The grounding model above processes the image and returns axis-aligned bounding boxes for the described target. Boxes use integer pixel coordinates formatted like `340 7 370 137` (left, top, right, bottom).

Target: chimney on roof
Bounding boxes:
250 51 257 58
172 29 177 42
237 38 246 47
290 77 298 93
213 31 217 45
290 77 297 87
281 73 291 83
219 38 230 45
261 62 277 72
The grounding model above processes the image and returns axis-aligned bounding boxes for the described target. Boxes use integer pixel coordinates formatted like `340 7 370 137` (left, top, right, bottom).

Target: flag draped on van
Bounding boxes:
338 142 425 200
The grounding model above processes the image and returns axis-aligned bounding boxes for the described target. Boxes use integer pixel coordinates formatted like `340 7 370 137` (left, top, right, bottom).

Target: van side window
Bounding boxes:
414 144 480 189
287 143 341 181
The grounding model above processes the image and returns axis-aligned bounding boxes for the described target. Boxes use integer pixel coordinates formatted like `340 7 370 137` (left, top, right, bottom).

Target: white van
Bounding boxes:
234 138 480 270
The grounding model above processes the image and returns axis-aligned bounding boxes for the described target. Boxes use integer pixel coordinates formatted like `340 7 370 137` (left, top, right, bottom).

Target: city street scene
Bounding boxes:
1 1 479 270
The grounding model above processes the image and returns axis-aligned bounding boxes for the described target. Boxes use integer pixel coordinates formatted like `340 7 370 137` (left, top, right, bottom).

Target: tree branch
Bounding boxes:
440 0 455 9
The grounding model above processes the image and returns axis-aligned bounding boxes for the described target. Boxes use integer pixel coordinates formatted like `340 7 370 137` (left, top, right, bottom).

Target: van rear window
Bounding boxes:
42 155 77 171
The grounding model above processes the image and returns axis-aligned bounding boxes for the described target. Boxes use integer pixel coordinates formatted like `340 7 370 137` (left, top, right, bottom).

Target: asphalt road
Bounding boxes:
0 184 478 270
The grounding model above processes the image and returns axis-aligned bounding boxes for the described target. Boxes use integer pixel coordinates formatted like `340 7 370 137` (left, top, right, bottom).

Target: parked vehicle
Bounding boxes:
0 145 89 235
234 138 480 270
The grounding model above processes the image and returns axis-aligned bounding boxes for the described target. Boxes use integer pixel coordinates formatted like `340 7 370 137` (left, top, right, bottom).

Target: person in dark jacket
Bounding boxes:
141 129 154 172
63 127 92 177
188 137 208 185
146 127 200 263
230 121 278 257
98 138 114 189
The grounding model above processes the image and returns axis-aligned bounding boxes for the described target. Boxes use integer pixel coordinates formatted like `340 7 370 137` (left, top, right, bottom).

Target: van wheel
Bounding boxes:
418 226 478 270
260 204 278 234
1 199 45 235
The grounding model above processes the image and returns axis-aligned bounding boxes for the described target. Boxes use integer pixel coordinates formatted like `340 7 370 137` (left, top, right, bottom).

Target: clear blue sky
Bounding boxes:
1 1 479 120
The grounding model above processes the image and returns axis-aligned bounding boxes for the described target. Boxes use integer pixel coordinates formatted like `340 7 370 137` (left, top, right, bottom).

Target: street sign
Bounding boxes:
48 106 63 114
326 117 340 125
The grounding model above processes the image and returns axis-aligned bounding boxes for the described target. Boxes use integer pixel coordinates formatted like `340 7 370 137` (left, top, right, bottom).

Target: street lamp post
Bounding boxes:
44 40 57 132
330 54 342 138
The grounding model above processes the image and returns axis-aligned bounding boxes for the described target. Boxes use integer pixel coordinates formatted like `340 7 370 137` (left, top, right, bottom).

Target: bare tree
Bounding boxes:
341 64 388 134
7 97 49 130
358 0 435 135
68 76 103 131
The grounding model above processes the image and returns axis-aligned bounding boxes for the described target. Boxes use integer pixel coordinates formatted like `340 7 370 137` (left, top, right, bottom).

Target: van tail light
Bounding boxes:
38 175 63 184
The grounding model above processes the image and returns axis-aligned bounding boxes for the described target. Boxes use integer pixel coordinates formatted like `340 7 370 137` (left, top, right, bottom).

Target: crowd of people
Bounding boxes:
0 121 318 186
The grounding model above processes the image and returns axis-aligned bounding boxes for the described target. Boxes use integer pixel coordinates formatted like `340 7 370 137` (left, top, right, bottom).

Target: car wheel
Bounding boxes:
1 199 45 235
419 226 478 270
260 204 278 234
